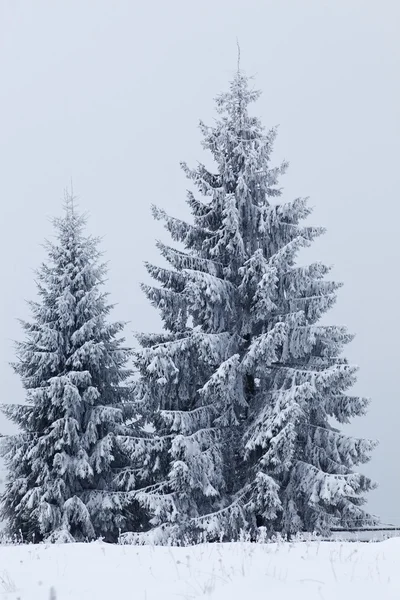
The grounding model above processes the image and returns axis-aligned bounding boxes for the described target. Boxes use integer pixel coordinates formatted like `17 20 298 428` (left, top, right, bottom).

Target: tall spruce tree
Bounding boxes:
0 195 137 542
125 70 376 544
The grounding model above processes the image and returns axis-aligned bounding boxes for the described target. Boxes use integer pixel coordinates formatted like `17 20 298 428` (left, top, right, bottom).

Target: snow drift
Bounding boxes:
0 538 399 600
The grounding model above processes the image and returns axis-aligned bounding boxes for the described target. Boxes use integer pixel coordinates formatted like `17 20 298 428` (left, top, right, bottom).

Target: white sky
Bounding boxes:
1 0 399 524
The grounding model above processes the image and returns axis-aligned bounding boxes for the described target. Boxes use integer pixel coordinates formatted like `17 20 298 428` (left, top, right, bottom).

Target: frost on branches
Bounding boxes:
124 71 377 545
0 196 138 543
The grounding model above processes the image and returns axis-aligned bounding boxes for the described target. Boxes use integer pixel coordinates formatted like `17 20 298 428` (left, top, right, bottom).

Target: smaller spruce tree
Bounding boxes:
0 194 136 542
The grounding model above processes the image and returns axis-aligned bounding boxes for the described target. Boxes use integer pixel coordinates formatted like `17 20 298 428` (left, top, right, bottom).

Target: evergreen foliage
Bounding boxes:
125 70 377 544
0 196 137 542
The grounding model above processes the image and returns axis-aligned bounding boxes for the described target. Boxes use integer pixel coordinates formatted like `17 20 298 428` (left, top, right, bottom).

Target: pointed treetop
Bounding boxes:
70 177 74 214
52 185 89 249
236 38 241 74
63 180 77 217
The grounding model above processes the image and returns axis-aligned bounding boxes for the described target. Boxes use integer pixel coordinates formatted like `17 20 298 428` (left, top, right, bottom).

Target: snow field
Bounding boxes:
0 538 399 600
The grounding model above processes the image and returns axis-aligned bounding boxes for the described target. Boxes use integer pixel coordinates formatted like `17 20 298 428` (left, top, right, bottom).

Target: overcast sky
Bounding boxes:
0 0 399 524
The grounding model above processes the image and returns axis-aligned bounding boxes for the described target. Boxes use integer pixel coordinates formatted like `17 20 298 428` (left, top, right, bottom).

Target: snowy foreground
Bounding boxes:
0 539 400 600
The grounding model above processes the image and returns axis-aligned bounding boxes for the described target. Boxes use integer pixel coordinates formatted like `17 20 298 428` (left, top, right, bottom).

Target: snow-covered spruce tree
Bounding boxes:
126 71 376 544
0 196 139 543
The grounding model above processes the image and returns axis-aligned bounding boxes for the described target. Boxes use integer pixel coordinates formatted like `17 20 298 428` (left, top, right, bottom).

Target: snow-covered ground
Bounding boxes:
0 538 399 600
